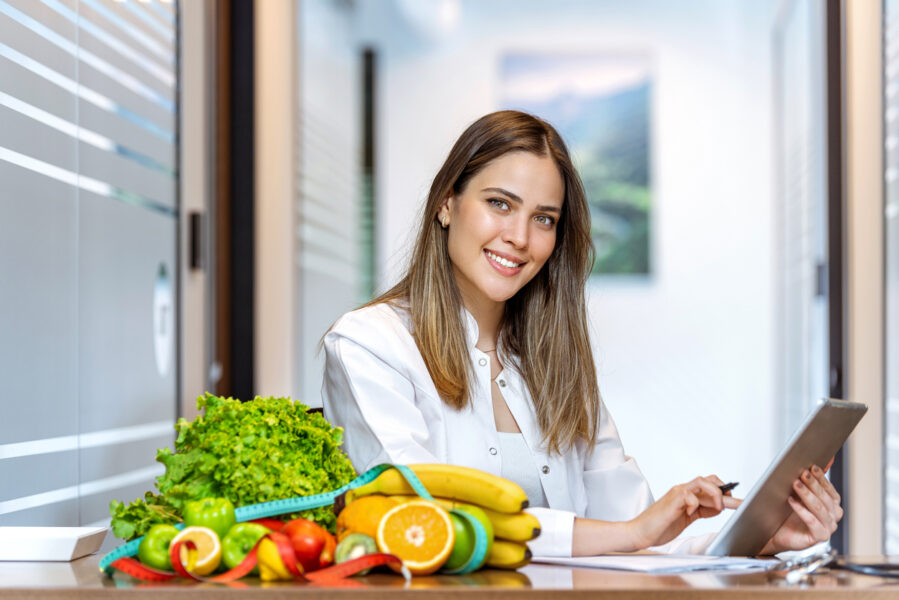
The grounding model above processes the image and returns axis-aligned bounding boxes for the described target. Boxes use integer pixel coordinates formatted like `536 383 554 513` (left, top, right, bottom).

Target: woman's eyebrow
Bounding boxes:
481 187 562 213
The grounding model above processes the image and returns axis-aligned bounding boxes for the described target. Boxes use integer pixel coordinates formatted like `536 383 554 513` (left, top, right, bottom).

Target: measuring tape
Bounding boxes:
108 533 406 583
99 463 489 578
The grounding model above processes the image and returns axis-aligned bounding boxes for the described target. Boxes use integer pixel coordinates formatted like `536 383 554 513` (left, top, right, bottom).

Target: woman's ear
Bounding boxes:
437 196 453 228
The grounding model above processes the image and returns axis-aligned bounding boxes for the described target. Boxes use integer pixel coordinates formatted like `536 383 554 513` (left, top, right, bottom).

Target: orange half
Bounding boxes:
376 499 455 575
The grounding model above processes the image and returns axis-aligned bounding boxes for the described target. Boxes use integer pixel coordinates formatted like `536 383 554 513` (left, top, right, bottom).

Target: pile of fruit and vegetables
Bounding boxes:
103 393 538 583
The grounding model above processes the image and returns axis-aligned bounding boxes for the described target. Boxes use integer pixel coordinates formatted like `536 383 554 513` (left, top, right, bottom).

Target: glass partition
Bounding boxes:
0 0 179 544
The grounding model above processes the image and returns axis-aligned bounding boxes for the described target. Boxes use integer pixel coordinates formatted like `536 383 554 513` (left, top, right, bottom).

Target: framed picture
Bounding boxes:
501 54 652 276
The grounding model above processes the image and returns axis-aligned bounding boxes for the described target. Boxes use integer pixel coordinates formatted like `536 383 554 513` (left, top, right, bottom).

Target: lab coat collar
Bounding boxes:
461 307 480 351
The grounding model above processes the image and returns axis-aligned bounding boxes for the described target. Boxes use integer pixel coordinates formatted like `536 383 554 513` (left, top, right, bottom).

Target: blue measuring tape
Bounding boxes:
99 464 488 575
443 509 489 575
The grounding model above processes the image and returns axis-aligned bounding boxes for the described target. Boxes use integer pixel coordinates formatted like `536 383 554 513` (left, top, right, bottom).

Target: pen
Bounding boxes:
718 482 738 494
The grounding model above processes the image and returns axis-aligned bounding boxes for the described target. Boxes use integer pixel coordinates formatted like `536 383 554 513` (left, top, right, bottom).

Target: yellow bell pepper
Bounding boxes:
256 537 294 582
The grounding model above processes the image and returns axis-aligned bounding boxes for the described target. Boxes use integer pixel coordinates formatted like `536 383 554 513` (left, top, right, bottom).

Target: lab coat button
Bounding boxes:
478 358 488 367
541 465 550 474
498 379 506 387
489 447 497 455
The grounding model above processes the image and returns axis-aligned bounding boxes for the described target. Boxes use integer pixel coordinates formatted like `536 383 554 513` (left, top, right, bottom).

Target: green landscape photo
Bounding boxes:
501 54 652 276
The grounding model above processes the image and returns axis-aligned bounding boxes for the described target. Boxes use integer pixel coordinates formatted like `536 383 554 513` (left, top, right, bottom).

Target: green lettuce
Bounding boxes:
110 394 357 540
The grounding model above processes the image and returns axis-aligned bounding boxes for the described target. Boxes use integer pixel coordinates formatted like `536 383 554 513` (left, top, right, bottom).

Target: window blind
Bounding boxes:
883 0 899 555
295 0 362 408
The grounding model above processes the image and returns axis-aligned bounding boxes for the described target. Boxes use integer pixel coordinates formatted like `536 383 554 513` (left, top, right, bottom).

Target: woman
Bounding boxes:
322 110 842 557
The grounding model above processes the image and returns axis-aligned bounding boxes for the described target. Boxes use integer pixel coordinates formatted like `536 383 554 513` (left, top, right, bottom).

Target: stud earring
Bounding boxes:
441 215 448 228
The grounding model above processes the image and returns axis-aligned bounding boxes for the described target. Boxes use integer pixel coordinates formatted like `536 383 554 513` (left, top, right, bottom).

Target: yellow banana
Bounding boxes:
477 508 540 543
486 540 531 570
346 464 528 514
387 495 540 542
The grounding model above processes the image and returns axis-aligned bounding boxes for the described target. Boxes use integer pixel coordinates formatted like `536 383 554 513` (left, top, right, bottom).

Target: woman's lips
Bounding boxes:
484 249 525 275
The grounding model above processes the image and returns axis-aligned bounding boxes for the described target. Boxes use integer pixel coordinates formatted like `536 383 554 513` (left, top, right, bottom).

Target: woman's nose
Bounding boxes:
501 216 529 249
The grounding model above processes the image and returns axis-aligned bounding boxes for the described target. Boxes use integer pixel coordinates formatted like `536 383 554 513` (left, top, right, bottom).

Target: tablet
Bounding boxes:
704 398 867 556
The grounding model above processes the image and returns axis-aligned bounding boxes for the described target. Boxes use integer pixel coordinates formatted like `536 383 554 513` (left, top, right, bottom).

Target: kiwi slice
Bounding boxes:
335 532 379 574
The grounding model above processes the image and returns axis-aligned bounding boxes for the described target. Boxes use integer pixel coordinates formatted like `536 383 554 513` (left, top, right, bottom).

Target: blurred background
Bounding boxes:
0 0 891 555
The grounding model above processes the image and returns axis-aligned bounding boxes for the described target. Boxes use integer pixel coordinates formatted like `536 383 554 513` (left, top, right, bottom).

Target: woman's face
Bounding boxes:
440 151 564 312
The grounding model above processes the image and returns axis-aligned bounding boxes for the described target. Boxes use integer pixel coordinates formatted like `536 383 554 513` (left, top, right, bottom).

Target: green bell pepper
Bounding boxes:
137 524 179 570
221 522 271 570
182 497 236 541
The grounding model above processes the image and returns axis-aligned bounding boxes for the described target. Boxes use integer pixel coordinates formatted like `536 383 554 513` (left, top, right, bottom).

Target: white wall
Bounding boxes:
355 0 779 536
256 0 298 400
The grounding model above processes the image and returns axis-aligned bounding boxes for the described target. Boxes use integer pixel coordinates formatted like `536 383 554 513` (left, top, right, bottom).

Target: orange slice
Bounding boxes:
171 526 221 576
376 500 455 575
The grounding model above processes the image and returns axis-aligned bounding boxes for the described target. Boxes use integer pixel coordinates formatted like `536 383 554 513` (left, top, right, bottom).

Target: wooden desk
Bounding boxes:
2 554 898 598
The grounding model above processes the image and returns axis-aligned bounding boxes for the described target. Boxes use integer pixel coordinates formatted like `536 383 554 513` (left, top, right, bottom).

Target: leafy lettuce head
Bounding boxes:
110 393 357 540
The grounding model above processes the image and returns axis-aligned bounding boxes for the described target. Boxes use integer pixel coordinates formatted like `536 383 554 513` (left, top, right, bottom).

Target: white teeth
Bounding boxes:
486 251 521 268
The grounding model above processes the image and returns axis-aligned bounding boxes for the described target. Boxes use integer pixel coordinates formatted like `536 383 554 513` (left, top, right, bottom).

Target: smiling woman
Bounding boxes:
326 111 598 449
321 110 842 559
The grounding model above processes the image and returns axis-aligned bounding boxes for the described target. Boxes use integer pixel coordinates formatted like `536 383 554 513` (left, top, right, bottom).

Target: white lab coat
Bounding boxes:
321 302 712 556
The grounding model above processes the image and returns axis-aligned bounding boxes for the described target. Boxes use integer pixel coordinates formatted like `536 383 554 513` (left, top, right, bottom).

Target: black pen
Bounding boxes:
718 482 738 494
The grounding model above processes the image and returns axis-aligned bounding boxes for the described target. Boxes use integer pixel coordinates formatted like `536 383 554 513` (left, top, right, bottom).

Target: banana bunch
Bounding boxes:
345 464 539 570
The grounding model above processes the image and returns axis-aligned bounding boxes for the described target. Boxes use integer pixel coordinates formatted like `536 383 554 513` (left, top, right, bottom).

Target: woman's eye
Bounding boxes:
488 198 510 211
535 215 556 226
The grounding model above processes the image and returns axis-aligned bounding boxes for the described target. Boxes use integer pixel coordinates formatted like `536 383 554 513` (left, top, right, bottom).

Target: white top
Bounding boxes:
499 432 549 508
321 302 713 556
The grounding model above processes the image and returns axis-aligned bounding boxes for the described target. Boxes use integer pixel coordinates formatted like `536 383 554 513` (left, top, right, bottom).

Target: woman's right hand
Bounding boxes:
626 475 741 550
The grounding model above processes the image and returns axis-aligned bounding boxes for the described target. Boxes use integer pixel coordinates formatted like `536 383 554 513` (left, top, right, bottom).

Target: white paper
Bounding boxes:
531 554 778 574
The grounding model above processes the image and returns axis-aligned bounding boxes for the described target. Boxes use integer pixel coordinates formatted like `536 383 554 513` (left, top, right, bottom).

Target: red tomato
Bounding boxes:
281 518 336 572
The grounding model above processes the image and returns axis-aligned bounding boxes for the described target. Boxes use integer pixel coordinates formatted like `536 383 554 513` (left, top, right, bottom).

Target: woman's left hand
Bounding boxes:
759 463 843 555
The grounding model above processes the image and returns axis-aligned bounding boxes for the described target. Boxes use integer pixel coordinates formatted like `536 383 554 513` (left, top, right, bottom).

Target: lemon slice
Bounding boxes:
171 526 222 576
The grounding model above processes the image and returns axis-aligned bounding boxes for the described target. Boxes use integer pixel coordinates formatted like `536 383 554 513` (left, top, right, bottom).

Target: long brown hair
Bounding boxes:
366 110 599 454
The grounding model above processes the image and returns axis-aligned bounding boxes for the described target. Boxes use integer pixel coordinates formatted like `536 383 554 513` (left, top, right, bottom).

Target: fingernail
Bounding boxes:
802 471 811 481
796 481 804 489
812 465 821 475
